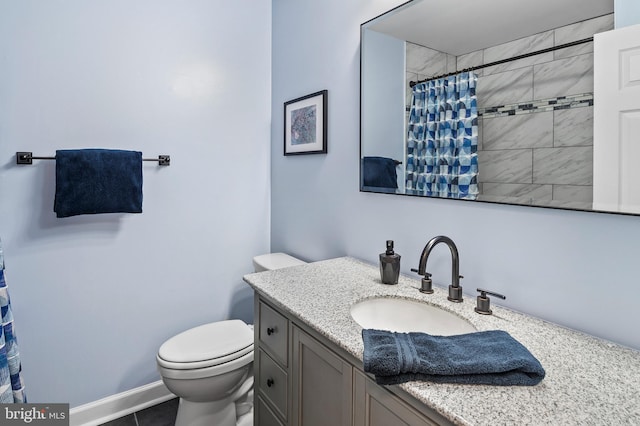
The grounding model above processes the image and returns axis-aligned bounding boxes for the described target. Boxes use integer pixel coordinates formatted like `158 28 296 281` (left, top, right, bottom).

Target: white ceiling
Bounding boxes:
368 0 614 56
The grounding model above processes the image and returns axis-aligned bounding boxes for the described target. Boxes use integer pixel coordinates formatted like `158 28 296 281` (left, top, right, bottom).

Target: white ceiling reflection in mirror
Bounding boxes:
369 0 614 56
358 0 640 215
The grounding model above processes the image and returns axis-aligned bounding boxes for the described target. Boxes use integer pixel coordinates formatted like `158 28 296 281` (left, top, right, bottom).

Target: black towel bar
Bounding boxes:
16 152 170 166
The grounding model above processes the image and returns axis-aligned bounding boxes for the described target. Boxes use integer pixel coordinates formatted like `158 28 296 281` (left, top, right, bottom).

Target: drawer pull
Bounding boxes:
266 378 275 387
267 327 276 336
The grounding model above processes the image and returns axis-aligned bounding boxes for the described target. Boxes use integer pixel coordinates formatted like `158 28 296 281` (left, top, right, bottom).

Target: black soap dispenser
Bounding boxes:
379 240 401 285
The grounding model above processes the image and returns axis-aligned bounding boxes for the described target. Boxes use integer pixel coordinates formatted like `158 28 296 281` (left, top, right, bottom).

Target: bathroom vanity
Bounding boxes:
244 257 640 425
253 294 446 426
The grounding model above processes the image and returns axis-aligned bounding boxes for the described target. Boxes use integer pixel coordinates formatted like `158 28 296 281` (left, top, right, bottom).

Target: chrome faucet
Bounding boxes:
414 236 463 302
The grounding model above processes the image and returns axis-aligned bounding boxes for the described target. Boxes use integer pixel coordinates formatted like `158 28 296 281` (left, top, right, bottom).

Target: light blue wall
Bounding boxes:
615 0 640 27
272 0 640 351
0 0 271 406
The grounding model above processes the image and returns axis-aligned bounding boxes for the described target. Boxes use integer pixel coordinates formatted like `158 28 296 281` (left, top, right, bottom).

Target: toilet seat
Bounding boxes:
158 350 253 380
157 320 254 379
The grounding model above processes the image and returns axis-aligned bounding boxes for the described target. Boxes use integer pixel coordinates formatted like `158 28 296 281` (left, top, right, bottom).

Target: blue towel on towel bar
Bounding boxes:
54 149 143 218
362 329 545 386
362 156 398 189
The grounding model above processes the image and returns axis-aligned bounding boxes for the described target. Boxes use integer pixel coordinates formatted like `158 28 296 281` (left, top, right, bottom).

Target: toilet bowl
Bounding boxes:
157 253 306 426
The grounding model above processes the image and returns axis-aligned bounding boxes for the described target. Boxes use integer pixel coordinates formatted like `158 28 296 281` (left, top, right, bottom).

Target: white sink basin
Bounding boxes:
350 297 476 336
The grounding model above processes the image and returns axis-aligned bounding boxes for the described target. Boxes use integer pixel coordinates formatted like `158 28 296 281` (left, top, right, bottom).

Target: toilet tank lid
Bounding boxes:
158 320 253 364
253 253 306 271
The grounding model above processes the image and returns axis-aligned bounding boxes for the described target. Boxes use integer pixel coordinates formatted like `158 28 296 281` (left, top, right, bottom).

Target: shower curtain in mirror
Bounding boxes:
0 239 26 403
405 72 479 199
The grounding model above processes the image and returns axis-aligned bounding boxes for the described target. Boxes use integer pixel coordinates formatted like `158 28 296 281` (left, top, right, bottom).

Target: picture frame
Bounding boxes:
284 90 328 155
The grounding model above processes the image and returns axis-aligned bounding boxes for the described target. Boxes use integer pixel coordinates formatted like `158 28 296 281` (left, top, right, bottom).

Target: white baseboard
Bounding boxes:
70 380 175 426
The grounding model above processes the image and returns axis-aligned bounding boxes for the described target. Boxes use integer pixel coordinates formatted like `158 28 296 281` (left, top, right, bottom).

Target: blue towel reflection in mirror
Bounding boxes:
54 149 143 218
362 156 401 192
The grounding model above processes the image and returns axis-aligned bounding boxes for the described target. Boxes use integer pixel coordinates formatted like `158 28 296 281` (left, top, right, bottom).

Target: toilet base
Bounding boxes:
175 397 236 426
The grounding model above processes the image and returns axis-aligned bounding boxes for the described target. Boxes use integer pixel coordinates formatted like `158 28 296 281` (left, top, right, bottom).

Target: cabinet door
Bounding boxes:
353 370 439 426
291 325 353 426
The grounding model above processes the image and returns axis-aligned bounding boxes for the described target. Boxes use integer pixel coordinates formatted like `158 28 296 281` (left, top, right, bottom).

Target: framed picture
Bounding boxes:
284 90 327 155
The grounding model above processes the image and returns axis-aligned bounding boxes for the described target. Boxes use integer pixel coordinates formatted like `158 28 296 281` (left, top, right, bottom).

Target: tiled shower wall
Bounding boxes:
405 14 614 209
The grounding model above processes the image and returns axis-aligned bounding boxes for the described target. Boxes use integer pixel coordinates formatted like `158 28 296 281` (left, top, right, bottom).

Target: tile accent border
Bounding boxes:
404 92 593 119
70 380 174 426
479 92 593 118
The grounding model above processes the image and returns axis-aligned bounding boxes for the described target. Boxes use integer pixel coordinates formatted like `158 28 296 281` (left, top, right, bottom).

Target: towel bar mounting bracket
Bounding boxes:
143 155 171 166
16 152 31 165
16 152 52 165
158 155 171 166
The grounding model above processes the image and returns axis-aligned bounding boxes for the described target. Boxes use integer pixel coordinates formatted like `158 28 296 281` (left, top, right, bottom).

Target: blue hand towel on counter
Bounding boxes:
362 329 545 386
54 149 143 218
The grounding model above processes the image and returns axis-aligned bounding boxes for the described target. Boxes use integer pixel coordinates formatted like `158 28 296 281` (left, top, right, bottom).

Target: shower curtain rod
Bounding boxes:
409 36 594 87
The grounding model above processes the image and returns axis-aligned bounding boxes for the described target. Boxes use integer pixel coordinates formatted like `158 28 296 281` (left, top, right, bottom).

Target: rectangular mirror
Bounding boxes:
359 0 630 214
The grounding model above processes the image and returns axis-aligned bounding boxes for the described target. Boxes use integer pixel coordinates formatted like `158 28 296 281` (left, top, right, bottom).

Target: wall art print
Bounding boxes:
284 90 327 155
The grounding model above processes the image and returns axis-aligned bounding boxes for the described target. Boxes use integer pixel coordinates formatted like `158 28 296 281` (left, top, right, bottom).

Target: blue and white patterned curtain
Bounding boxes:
0 239 26 403
405 72 479 199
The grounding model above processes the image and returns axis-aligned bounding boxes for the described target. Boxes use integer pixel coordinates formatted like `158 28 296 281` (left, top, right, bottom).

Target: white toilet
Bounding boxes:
156 253 306 426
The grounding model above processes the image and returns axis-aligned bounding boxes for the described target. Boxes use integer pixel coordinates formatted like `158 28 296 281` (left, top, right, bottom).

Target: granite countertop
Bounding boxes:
243 257 640 426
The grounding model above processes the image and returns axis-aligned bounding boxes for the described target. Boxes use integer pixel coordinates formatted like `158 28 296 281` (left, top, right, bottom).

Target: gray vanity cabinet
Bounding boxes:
254 295 449 426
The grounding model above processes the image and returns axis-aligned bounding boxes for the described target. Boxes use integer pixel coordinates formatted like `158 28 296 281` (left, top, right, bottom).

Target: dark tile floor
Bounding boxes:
99 398 179 426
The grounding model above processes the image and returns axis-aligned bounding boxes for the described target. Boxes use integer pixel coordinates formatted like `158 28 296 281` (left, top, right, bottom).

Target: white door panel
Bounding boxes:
593 24 640 213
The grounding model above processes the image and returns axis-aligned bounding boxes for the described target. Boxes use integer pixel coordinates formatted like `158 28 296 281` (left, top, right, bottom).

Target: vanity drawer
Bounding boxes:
259 301 288 365
258 349 288 421
256 395 284 426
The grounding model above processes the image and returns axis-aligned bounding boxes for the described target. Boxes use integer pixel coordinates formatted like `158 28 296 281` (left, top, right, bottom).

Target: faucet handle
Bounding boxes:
419 273 433 294
410 268 433 293
410 268 432 279
475 288 506 315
